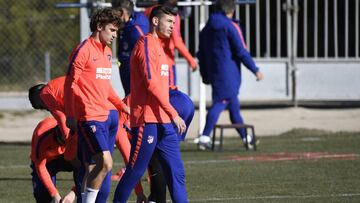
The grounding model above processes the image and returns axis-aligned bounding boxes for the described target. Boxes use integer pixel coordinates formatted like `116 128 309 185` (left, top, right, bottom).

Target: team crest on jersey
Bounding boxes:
147 135 154 144
90 125 96 133
107 54 112 62
160 64 169 77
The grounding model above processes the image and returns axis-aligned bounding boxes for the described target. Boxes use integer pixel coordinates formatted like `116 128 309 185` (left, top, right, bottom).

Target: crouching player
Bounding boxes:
30 117 79 203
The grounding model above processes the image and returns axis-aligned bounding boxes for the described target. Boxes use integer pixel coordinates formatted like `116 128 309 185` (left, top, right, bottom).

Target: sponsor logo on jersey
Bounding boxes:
96 67 112 80
160 64 169 77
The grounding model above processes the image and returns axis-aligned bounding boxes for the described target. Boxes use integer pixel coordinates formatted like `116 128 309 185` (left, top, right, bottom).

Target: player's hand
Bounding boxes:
62 190 76 203
66 117 77 132
191 59 198 72
123 105 130 115
136 192 147 203
256 71 264 81
51 193 62 203
173 116 186 134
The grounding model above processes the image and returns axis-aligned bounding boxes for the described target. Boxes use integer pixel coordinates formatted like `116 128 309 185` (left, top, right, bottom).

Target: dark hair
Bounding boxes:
149 4 178 23
159 0 177 6
112 0 134 16
90 7 123 32
28 84 45 109
214 0 235 14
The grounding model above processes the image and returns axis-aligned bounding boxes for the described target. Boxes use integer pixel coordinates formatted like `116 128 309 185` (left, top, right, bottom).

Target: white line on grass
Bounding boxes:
120 193 360 203
1 153 360 169
0 159 245 169
187 193 360 202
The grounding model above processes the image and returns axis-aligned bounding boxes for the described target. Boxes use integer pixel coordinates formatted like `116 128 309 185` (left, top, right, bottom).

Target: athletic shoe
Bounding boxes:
198 135 212 150
243 134 259 150
193 137 200 144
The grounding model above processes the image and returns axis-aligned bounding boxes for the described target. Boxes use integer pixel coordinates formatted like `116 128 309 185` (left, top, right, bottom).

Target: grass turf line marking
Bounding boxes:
188 193 360 202
1 152 359 169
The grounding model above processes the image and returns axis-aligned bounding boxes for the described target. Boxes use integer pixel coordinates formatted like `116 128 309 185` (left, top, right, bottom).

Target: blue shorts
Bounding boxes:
78 110 118 164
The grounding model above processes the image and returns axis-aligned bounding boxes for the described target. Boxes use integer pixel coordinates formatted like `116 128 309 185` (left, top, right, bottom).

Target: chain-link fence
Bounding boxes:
0 0 80 92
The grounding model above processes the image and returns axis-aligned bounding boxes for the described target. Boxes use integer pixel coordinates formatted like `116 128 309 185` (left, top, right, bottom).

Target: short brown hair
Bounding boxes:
90 8 123 32
149 4 178 23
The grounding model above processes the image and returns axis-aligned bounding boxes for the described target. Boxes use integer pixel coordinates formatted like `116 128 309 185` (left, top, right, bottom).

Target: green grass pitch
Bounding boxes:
1 129 360 202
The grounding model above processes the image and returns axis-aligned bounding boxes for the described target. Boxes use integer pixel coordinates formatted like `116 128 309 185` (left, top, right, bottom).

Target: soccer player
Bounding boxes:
64 8 128 203
144 0 197 86
29 77 78 162
29 75 129 202
113 5 188 203
112 0 149 96
30 117 79 203
197 0 263 149
112 91 194 203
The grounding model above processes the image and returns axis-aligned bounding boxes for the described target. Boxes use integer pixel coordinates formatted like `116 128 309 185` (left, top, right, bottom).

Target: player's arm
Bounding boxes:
108 87 130 114
63 132 78 163
40 91 70 139
64 45 88 130
171 15 197 70
35 158 61 200
228 22 259 75
137 39 178 119
197 31 210 84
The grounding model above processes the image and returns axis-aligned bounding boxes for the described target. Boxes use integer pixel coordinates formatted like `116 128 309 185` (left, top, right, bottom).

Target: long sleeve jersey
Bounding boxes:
197 12 259 101
117 12 149 96
40 76 69 140
130 34 178 127
30 117 66 197
64 37 126 122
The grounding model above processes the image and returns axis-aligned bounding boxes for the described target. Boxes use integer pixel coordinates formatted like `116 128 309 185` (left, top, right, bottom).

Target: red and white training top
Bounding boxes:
64 37 126 122
130 34 178 127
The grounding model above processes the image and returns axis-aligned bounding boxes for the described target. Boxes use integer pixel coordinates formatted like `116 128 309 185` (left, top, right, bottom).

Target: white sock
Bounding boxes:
81 193 86 203
84 187 99 203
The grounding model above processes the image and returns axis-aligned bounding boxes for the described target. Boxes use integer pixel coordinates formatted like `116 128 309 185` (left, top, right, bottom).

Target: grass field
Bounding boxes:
1 129 360 203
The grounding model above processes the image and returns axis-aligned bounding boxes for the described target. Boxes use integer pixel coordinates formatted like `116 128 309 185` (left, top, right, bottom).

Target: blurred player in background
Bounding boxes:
197 0 263 149
144 0 197 86
112 0 149 96
64 8 129 203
